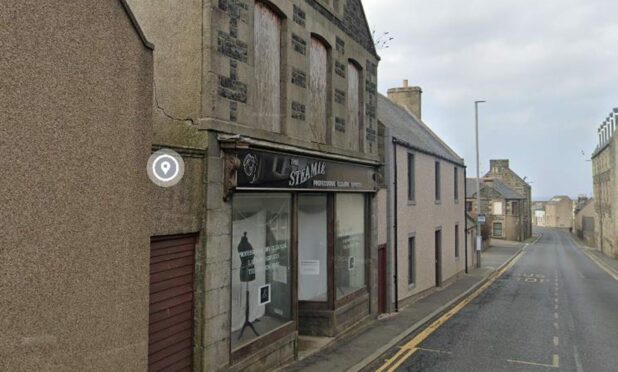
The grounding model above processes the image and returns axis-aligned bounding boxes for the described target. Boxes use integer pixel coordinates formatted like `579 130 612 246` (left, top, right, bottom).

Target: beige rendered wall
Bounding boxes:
126 0 208 149
0 1 153 371
395 147 466 302
546 199 573 228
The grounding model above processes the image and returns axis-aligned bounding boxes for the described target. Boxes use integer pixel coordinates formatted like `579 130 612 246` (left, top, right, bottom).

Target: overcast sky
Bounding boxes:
364 0 618 200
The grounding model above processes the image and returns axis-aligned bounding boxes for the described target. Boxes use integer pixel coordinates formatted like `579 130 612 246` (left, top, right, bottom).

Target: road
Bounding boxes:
374 228 618 372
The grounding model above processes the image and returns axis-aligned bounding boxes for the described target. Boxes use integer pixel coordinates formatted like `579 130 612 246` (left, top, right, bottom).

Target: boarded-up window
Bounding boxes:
347 62 362 151
493 201 503 215
254 3 281 132
309 38 328 143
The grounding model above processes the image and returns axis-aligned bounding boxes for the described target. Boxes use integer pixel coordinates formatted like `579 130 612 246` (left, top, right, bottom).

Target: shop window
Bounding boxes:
309 37 328 143
493 222 503 237
335 194 366 299
407 153 415 201
231 193 291 348
254 3 281 132
298 194 328 302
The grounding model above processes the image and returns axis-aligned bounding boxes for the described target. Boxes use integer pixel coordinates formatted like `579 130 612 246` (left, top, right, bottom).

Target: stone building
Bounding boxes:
532 201 547 227
592 108 617 258
545 195 573 229
127 0 381 370
574 198 596 247
1 1 153 371
378 81 468 310
484 159 533 240
466 178 526 242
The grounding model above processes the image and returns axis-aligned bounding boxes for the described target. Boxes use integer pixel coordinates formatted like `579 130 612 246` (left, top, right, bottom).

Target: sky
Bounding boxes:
363 0 618 200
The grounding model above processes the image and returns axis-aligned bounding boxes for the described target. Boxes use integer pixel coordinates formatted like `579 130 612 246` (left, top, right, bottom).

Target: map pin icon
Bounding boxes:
161 161 171 175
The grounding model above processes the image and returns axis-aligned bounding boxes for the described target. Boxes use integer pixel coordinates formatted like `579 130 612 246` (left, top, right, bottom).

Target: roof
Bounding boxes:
378 94 464 166
466 178 524 200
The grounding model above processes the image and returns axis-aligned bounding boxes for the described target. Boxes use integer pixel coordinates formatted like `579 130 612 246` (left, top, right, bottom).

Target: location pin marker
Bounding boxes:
161 161 171 175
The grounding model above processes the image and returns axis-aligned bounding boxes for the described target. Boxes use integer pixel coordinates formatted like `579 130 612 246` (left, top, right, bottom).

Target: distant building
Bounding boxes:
545 196 573 229
592 108 618 258
466 177 526 242
378 81 468 310
484 160 533 240
532 201 547 227
573 198 596 247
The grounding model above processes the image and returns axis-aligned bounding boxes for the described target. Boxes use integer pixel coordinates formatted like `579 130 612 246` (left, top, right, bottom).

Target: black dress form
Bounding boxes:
237 232 259 339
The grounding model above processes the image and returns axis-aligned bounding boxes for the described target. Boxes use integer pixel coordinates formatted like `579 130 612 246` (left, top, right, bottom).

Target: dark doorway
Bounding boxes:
149 234 198 372
435 230 442 287
378 244 387 314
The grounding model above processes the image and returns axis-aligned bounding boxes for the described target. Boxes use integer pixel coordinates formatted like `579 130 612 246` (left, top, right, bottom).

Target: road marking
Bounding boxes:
553 322 559 330
582 250 618 281
416 347 452 354
507 357 559 368
554 312 559 319
553 336 559 346
376 250 526 372
553 354 560 367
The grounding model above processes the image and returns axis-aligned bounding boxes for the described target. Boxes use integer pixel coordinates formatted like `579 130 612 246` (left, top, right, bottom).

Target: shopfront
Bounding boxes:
227 147 377 356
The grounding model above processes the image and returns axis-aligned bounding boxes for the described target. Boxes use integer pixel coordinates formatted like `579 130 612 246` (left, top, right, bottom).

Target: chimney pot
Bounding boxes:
403 79 409 88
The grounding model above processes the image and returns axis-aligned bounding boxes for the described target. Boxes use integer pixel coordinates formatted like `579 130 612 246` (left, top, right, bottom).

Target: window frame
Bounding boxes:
407 152 415 202
408 235 416 286
435 161 441 202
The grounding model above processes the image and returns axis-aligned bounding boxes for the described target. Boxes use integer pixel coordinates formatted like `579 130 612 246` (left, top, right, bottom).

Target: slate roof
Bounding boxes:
466 178 524 200
378 94 464 166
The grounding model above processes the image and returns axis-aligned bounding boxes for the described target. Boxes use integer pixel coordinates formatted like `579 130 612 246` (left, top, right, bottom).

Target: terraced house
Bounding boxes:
378 81 469 310
127 0 381 370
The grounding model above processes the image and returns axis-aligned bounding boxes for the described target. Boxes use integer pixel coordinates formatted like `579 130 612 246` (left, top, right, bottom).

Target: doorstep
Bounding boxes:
297 335 335 361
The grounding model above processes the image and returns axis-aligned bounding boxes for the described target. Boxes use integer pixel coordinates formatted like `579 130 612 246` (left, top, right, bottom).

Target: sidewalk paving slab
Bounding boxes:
281 239 528 372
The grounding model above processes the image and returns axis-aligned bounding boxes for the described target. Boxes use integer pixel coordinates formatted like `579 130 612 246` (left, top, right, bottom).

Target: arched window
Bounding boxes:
254 2 282 132
309 37 329 144
347 61 363 151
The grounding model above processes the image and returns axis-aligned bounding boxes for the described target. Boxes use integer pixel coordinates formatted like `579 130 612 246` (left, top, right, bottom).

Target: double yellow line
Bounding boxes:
376 250 526 372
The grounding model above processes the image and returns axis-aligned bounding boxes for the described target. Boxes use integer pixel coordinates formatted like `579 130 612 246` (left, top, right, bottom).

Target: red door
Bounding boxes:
148 235 198 372
378 244 387 314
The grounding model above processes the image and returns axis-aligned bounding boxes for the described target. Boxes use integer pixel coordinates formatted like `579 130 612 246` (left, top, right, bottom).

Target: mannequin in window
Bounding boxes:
238 232 259 339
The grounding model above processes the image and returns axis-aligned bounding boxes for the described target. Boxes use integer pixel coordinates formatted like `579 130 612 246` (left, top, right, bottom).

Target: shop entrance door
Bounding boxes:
298 194 328 303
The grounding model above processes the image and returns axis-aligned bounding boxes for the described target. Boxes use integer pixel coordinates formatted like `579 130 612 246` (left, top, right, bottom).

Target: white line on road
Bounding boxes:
553 336 559 347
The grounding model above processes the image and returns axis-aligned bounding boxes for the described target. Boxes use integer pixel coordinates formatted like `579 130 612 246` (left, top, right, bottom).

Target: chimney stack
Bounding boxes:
387 80 423 120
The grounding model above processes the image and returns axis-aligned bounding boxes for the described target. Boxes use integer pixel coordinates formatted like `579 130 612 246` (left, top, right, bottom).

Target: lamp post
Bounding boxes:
475 100 486 268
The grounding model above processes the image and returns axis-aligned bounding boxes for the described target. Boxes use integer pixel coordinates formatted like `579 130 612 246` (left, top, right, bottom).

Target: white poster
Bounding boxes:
300 260 320 275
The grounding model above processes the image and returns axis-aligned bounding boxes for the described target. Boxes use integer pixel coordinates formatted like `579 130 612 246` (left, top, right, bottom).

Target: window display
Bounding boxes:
231 193 291 349
298 194 328 302
335 194 366 299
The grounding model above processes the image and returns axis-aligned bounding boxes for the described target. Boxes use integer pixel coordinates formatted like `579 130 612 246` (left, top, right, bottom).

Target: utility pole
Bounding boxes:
475 100 486 268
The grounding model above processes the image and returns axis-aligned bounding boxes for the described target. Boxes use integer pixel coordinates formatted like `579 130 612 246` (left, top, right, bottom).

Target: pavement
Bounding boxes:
368 227 618 372
282 238 525 372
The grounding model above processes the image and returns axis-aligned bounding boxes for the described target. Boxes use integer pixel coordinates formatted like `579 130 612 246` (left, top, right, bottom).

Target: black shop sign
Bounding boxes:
236 149 376 191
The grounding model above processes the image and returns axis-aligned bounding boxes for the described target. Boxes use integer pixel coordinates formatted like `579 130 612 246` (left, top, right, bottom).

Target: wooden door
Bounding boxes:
149 235 198 372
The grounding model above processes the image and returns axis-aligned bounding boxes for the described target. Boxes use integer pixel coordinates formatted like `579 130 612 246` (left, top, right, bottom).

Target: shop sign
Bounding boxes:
236 149 376 191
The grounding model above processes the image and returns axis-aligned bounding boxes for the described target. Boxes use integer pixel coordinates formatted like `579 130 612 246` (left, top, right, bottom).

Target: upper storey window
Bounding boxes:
254 3 281 133
347 62 362 151
309 37 329 144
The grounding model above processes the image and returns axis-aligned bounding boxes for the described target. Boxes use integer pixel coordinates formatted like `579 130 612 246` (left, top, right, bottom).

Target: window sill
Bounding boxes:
408 200 416 206
435 200 442 205
408 283 416 290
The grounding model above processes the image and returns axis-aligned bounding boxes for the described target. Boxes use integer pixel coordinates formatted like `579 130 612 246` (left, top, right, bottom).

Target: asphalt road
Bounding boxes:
379 228 618 372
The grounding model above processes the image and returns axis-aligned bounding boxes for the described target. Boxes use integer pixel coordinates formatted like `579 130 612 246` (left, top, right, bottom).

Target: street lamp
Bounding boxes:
475 100 486 268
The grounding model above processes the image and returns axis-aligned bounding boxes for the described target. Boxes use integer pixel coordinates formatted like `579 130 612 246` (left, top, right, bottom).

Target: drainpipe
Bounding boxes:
464 167 468 274
392 137 399 312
